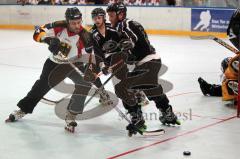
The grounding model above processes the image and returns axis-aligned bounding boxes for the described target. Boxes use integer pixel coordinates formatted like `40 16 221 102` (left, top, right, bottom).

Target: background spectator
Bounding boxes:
166 0 176 6
28 0 38 4
77 0 86 4
38 0 52 4
13 0 240 7
95 0 104 4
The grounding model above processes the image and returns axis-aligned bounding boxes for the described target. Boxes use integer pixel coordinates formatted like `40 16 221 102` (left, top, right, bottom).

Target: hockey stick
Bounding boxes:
83 59 124 107
41 94 71 105
41 58 123 105
190 35 239 54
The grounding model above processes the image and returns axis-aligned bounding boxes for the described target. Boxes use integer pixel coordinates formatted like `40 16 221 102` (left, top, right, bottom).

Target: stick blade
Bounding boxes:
142 129 165 136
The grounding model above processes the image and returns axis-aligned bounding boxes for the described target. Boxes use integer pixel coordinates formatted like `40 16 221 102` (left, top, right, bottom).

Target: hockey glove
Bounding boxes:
102 66 111 75
119 39 134 52
43 37 61 55
44 37 71 57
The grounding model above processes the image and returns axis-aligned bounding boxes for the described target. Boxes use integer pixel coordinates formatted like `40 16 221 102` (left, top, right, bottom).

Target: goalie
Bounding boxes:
198 8 240 102
198 55 238 101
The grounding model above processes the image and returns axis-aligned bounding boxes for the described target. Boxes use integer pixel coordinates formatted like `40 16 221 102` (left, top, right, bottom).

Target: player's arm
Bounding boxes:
33 20 70 56
33 20 67 43
79 28 94 54
92 36 106 71
121 20 140 46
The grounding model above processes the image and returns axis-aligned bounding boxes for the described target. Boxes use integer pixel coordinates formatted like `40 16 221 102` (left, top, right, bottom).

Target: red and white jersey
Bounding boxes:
35 24 91 64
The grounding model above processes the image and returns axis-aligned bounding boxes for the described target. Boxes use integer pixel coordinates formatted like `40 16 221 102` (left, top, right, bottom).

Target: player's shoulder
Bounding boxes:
90 25 98 34
105 23 118 32
44 20 67 34
125 19 142 27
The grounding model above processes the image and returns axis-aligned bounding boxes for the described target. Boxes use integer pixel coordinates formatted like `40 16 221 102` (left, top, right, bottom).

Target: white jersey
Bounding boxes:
43 26 89 64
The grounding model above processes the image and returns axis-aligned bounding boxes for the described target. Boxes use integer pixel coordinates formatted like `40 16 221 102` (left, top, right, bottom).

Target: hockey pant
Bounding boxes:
17 58 101 114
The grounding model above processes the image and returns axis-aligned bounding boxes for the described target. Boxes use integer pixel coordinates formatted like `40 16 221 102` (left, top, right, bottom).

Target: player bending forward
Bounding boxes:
106 2 181 136
5 7 110 133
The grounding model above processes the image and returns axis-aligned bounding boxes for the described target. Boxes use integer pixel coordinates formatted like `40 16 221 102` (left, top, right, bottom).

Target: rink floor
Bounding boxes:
0 30 239 159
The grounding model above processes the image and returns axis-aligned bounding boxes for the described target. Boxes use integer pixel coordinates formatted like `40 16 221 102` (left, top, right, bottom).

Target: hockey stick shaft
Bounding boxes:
212 37 239 54
41 94 71 105
191 35 239 54
41 59 124 105
83 59 124 107
69 61 164 135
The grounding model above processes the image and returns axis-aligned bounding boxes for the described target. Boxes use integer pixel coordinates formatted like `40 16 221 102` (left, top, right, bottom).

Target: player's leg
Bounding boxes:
131 59 180 125
65 66 92 132
6 59 59 122
6 59 74 122
84 61 113 106
122 102 147 137
198 77 222 96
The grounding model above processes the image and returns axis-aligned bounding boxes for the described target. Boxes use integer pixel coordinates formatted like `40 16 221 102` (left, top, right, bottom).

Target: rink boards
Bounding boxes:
0 5 236 37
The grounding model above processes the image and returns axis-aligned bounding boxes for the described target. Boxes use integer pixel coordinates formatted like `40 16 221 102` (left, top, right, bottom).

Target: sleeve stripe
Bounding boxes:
125 20 138 43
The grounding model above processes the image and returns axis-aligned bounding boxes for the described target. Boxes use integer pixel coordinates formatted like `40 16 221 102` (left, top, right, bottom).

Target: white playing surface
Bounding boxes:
0 30 239 159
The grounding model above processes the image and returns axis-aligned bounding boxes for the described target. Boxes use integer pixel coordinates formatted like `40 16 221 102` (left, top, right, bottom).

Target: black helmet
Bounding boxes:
91 8 106 19
106 2 127 15
65 7 82 21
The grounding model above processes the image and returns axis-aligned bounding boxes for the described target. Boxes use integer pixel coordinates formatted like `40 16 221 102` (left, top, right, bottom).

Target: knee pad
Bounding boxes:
222 79 238 101
224 55 239 79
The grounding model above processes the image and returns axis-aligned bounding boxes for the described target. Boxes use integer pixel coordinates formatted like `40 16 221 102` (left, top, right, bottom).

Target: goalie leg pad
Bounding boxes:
222 79 238 101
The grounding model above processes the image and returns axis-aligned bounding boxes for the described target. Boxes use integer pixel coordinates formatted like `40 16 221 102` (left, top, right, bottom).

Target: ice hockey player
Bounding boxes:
5 7 109 133
106 2 180 136
90 7 122 106
198 56 238 101
91 7 149 109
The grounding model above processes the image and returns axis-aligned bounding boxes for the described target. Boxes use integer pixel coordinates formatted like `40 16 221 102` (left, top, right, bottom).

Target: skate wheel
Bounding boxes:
162 122 166 125
69 122 77 127
65 126 75 133
128 132 133 137
175 120 181 125
183 151 191 156
5 118 11 123
5 114 15 123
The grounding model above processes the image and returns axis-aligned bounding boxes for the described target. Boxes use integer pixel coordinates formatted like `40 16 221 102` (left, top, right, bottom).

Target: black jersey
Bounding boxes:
116 19 156 62
91 23 121 66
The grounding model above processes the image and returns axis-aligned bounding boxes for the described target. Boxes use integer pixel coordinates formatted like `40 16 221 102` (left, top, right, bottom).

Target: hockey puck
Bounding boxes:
183 151 191 156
